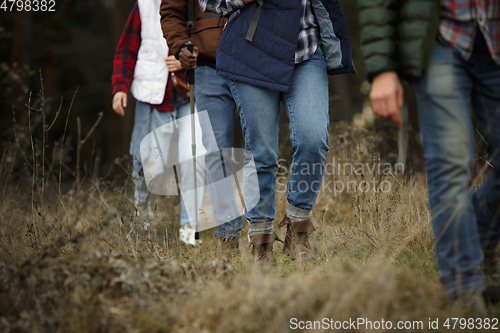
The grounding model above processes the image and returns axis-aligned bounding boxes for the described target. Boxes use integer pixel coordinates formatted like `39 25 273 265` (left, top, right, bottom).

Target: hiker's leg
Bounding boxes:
195 65 243 238
469 32 500 248
230 80 281 237
414 39 483 298
282 47 329 213
130 101 152 206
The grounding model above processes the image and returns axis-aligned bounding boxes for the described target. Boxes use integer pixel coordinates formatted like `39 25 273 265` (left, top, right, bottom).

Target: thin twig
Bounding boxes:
76 112 104 194
24 105 42 112
388 172 410 192
28 91 38 240
61 161 76 178
81 112 104 146
47 96 63 131
59 87 78 197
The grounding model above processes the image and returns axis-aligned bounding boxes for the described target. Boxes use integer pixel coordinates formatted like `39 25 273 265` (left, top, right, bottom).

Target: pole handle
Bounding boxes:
186 41 195 85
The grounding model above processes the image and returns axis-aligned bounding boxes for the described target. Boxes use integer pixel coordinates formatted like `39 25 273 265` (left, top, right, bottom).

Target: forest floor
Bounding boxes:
1 123 499 333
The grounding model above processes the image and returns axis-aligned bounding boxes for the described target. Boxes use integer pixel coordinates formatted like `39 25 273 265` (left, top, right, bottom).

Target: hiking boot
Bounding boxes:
279 216 316 261
221 232 240 256
179 225 202 246
483 245 499 287
250 233 282 268
451 293 488 318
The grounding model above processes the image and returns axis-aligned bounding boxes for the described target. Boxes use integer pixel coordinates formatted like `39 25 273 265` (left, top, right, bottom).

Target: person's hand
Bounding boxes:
179 46 198 70
369 72 403 126
112 91 127 117
165 55 183 72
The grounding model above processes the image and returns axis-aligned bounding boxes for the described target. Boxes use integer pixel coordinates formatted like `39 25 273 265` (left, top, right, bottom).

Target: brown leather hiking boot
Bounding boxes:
279 216 316 261
250 233 282 267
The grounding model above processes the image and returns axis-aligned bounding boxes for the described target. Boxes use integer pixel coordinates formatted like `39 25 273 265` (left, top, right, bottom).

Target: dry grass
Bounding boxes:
0 118 498 333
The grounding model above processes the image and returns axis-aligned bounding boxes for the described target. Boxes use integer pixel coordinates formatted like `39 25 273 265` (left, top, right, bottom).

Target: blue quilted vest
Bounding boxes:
215 0 356 92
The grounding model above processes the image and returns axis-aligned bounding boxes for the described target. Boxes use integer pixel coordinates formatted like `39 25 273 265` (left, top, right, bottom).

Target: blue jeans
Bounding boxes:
130 99 205 226
195 65 244 238
414 35 500 298
229 47 329 230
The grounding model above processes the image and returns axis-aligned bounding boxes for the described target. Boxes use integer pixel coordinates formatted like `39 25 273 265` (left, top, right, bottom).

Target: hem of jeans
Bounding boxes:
215 230 242 238
247 219 274 239
248 230 274 236
246 218 274 223
215 233 240 239
215 221 243 238
286 204 312 220
443 282 485 299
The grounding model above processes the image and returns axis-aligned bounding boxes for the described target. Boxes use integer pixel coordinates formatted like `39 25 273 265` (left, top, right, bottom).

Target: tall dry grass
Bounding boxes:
0 97 498 333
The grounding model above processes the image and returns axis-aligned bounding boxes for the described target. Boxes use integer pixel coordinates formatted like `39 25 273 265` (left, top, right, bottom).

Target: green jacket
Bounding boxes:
358 0 441 82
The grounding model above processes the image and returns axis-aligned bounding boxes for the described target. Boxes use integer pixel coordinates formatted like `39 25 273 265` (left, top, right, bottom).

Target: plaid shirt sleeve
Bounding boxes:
198 0 245 16
111 3 141 96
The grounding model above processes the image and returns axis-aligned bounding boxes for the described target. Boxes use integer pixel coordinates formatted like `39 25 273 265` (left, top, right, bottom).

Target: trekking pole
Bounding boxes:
186 41 200 242
397 99 409 175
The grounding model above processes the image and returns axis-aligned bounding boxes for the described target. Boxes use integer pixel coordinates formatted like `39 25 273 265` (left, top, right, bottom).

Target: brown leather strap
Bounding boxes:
278 216 291 228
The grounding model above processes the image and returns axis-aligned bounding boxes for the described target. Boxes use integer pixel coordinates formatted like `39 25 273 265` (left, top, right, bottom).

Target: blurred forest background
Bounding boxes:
0 0 424 183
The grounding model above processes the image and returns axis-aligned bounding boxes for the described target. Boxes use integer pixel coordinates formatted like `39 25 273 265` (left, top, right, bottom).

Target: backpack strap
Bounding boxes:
245 0 263 42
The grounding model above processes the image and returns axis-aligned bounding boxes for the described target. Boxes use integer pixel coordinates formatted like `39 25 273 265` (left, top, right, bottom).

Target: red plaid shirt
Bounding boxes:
439 0 500 64
112 3 174 112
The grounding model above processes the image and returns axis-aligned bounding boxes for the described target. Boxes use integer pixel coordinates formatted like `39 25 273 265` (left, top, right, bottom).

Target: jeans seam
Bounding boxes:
282 94 296 195
282 94 296 151
230 81 250 153
230 80 252 212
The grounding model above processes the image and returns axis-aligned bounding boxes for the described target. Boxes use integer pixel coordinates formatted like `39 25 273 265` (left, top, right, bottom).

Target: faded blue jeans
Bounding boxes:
195 65 244 238
129 99 205 226
414 34 500 298
229 47 329 234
